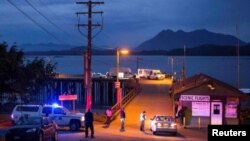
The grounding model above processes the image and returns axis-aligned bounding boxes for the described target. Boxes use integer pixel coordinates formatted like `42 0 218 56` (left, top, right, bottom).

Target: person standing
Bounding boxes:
105 107 112 127
140 111 146 131
120 108 126 131
85 109 94 138
178 108 184 126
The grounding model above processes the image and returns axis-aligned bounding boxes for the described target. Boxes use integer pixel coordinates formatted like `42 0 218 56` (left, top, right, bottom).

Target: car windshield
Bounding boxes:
156 116 174 122
15 117 41 125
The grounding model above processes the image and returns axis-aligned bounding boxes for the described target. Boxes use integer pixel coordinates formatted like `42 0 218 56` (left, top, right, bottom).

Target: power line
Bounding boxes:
37 0 61 18
25 0 69 36
38 0 85 44
6 0 64 44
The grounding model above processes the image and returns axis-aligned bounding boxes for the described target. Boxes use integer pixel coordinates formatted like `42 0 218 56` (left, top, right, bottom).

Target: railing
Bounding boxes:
110 88 137 121
93 88 138 122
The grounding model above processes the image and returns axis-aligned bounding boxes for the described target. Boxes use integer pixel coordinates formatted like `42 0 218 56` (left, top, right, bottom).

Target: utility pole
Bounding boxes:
76 0 104 111
182 45 186 86
236 24 240 89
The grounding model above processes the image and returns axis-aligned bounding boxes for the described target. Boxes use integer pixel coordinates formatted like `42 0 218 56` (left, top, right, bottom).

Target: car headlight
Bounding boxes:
26 128 37 133
81 117 85 121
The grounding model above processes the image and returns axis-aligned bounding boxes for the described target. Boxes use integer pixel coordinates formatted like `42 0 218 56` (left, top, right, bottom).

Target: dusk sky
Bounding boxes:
0 0 250 49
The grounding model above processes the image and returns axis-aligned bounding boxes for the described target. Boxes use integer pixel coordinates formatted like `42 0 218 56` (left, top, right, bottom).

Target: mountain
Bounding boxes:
136 29 246 51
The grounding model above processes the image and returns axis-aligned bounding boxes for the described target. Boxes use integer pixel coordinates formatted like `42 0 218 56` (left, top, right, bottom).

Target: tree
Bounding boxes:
0 42 56 104
24 58 56 102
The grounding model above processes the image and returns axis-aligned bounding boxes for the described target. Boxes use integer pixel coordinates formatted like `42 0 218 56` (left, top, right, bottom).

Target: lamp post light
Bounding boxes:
115 48 129 109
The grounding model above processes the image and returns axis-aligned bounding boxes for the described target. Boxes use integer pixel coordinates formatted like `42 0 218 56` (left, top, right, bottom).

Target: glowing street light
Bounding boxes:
115 48 129 108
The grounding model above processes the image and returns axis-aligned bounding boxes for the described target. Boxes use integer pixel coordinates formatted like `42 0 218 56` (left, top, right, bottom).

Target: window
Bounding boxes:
54 107 64 115
16 106 39 112
213 104 220 114
42 107 52 114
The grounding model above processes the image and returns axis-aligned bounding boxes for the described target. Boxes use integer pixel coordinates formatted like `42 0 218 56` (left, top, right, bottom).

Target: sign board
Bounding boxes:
115 81 120 88
211 101 223 125
118 72 124 79
116 88 122 106
192 102 210 116
225 102 237 118
180 95 210 101
225 97 238 118
59 95 77 101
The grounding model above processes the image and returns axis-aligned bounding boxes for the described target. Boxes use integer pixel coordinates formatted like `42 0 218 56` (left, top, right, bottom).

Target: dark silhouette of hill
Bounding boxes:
136 29 246 51
25 44 250 56
167 44 250 56
23 29 250 56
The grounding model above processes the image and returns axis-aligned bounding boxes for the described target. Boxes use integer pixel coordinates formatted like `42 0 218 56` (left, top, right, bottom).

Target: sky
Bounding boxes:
0 0 250 49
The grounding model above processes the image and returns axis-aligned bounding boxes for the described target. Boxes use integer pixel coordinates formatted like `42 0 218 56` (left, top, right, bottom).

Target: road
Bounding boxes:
56 79 207 141
1 79 208 141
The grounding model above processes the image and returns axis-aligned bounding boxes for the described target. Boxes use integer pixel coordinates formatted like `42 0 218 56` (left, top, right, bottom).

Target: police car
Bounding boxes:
11 104 85 131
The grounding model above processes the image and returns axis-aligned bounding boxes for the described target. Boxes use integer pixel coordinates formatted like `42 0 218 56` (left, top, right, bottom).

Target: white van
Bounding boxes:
109 67 133 79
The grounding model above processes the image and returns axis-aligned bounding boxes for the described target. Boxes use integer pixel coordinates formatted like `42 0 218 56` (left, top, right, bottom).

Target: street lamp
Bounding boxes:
115 48 129 109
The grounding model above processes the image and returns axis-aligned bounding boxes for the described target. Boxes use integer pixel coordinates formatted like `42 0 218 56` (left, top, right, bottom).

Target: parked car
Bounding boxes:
92 72 107 78
5 116 58 141
11 104 85 131
150 115 177 135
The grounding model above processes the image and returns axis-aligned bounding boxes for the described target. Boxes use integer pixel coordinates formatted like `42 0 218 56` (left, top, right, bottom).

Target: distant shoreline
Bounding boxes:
24 44 250 56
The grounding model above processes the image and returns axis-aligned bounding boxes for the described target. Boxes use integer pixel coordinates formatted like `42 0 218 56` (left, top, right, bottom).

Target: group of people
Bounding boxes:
84 108 148 139
108 108 146 132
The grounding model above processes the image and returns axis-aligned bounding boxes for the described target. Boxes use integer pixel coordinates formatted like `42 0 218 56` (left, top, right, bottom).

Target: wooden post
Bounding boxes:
198 117 201 129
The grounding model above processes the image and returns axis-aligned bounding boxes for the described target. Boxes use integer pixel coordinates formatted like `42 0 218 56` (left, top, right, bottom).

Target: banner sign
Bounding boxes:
180 95 210 101
59 95 77 101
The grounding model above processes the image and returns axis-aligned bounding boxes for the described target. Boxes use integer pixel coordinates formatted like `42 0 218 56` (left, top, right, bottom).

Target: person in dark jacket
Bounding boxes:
85 109 94 138
120 108 126 131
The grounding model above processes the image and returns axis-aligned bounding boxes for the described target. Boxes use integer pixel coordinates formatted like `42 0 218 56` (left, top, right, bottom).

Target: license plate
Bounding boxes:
14 136 20 140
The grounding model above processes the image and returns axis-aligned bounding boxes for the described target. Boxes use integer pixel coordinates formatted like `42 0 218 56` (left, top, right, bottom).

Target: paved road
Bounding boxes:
0 79 208 141
56 79 207 141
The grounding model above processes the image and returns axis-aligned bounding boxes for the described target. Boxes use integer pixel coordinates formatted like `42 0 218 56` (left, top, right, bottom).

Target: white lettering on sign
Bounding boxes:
180 95 210 101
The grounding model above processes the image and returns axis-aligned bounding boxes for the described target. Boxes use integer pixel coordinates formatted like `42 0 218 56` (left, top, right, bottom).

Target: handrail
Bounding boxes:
110 88 137 121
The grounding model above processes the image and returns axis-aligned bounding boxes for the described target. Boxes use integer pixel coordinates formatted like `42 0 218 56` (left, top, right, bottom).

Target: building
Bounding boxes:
171 73 250 127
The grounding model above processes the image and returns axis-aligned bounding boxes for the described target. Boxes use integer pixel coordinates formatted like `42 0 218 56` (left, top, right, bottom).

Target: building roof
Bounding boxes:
172 73 250 100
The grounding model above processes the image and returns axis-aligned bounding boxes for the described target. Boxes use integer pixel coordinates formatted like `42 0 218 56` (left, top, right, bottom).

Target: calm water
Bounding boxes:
25 55 250 88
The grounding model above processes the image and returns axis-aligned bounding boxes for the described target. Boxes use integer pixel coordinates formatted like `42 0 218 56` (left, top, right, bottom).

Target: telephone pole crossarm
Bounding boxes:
76 11 103 15
76 2 104 5
77 24 102 27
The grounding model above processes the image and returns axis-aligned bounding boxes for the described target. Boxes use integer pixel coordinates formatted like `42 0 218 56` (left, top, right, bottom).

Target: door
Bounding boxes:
211 101 223 125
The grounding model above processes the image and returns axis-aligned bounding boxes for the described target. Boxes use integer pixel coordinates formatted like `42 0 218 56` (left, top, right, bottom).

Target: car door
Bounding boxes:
53 107 66 126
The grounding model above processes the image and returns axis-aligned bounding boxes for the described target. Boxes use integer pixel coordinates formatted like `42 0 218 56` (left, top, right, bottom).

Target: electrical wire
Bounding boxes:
25 0 69 36
6 0 64 44
36 0 83 44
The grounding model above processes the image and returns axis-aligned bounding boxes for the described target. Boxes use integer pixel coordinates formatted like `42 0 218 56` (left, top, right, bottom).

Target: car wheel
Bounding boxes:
52 131 58 141
153 131 156 135
172 132 177 136
70 121 80 131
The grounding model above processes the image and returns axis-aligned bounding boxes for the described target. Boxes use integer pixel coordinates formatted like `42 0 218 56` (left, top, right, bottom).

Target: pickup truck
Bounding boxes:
11 104 85 131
